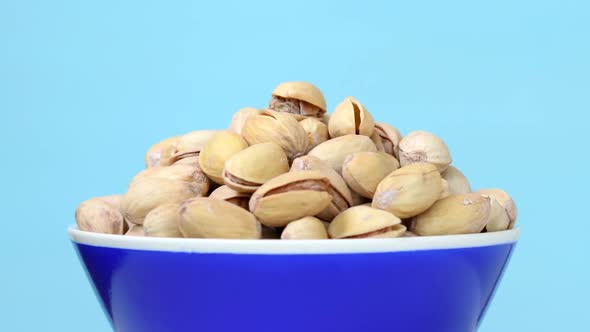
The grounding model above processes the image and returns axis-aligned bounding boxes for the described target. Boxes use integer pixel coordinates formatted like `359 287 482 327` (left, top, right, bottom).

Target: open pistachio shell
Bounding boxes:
270 81 327 118
281 217 329 240
374 122 402 158
229 107 260 135
160 130 218 166
399 130 452 172
76 198 125 235
308 134 377 173
198 131 249 184
484 197 511 232
299 117 329 151
328 97 375 138
143 203 183 238
145 136 180 168
209 185 251 210
130 164 210 196
441 166 471 194
476 188 517 228
342 152 400 199
329 205 403 239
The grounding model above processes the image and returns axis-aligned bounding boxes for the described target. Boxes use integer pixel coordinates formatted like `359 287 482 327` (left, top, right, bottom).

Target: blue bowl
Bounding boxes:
69 227 519 332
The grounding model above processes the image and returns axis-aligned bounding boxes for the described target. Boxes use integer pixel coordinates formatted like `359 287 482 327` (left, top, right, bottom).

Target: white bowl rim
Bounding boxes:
68 226 519 254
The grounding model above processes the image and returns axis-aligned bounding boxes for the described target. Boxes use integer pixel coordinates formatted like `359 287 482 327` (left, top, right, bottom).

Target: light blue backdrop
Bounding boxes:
1 0 588 331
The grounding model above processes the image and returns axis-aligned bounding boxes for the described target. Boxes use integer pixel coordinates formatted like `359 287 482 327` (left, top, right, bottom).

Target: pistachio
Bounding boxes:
370 131 386 152
121 177 202 224
269 81 327 118
75 198 125 235
372 163 442 218
96 195 122 209
342 152 400 199
290 155 353 221
229 107 260 135
145 136 179 168
374 122 403 158
249 170 332 227
198 131 249 184
223 143 289 193
328 97 375 138
410 193 491 236
161 130 218 166
328 206 405 239
299 117 329 151
399 131 452 172
143 203 183 238
209 185 251 209
131 164 210 196
125 224 145 237
308 134 378 173
281 217 329 240
476 189 517 228
439 179 451 199
484 197 511 232
441 166 471 194
179 198 261 239
172 155 200 167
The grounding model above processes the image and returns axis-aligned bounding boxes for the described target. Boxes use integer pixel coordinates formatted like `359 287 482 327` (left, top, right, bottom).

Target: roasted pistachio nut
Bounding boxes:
223 142 289 193
281 217 329 240
290 155 353 221
476 189 517 228
242 110 309 160
299 117 329 151
131 164 210 196
342 152 400 199
143 203 183 238
229 107 260 135
370 131 386 152
145 136 180 168
374 122 402 158
329 205 404 239
198 131 248 184
121 177 202 224
441 166 471 194
269 81 327 118
172 155 200 167
161 130 218 166
96 195 122 209
76 198 125 235
209 185 251 209
410 193 491 236
249 170 332 227
308 134 378 173
439 179 451 199
179 198 261 239
372 163 442 219
125 224 145 237
398 130 452 172
328 97 375 138
402 231 418 237
485 197 511 232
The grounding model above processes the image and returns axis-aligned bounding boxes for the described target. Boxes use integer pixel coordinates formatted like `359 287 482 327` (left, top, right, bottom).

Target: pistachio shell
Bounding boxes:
130 164 210 196
76 198 125 235
145 136 180 168
399 131 452 172
370 131 386 152
410 193 491 236
125 224 145 236
143 203 183 238
172 155 200 167
229 107 260 135
342 152 400 199
484 197 511 232
249 170 332 227
439 179 451 199
328 97 375 138
441 166 471 194
476 189 517 228
281 217 329 240
179 198 261 239
270 81 327 115
308 135 378 173
223 143 289 193
372 163 442 218
161 130 218 166
299 117 329 151
198 131 249 184
209 185 251 209
374 123 402 158
328 205 402 239
96 195 122 209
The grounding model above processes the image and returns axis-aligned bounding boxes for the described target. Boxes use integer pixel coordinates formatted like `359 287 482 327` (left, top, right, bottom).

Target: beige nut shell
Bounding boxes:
399 130 452 172
272 81 327 111
299 117 329 151
328 205 402 239
374 123 402 158
328 97 375 138
308 134 378 173
442 166 471 194
198 131 249 184
131 164 210 196
476 188 517 227
76 198 125 235
342 152 400 199
281 217 329 240
209 185 251 209
145 136 180 168
143 203 184 238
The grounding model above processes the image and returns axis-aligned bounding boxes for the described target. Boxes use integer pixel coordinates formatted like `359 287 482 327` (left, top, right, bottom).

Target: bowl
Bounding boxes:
69 227 519 332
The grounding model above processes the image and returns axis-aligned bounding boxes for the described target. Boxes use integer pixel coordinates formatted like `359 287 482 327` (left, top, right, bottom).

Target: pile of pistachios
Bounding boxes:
75 82 518 240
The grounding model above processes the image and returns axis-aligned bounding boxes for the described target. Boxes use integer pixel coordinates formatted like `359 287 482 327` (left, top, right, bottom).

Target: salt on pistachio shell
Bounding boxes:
198 131 249 184
439 179 451 199
410 193 491 236
209 185 251 210
130 164 210 196
229 107 260 135
281 217 329 240
328 205 403 239
370 131 385 152
76 198 125 235
342 152 400 199
372 163 442 219
249 170 332 227
374 122 402 158
125 224 145 236
242 110 309 161
290 155 353 221
270 81 327 118
223 143 289 193
121 177 202 225
299 117 329 151
328 97 375 138
441 166 471 194
398 130 452 172
143 203 183 238
308 134 378 173
161 130 218 166
145 136 180 168
476 189 517 228
179 198 261 239
484 197 511 232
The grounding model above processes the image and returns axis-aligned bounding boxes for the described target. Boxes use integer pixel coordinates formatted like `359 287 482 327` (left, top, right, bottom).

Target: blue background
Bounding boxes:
1 0 587 331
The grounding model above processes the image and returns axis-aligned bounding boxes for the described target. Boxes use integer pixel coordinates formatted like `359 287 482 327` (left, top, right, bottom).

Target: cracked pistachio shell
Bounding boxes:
242 110 309 161
476 189 517 228
372 163 442 219
121 177 202 224
374 123 402 158
328 205 404 239
484 197 511 232
410 193 491 236
125 224 145 236
145 136 180 168
172 155 200 167
439 179 451 199
342 152 400 199
441 166 471 194
179 198 261 239
229 107 260 135
271 81 327 114
76 198 125 235
131 164 210 196
328 97 375 138
281 217 329 240
223 143 289 193
370 131 386 152
249 170 332 227
198 131 249 184
143 203 183 238
209 185 251 210
399 131 452 172
160 130 218 166
308 135 378 173
299 117 329 151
